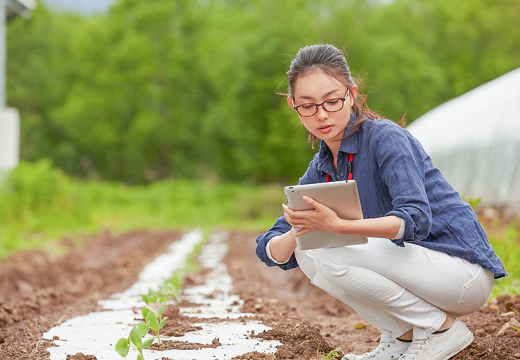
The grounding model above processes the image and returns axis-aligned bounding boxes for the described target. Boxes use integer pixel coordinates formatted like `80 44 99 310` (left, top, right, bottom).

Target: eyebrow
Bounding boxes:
297 89 343 101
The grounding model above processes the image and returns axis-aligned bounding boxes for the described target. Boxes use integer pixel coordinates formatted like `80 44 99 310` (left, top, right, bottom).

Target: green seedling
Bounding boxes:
511 325 520 332
159 279 181 302
115 324 154 360
142 289 166 304
141 300 168 344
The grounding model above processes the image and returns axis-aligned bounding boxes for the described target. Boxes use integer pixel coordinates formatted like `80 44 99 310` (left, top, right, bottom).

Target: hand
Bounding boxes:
282 196 341 237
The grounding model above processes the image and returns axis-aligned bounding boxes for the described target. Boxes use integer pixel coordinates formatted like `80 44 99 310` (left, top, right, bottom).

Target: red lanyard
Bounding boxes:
326 153 354 182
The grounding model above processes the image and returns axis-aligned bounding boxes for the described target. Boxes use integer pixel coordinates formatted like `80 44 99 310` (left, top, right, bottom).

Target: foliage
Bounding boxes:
0 160 92 256
6 0 520 184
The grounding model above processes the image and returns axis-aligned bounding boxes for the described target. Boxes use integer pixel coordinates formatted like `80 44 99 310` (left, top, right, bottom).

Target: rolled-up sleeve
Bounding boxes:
255 215 298 270
372 124 432 246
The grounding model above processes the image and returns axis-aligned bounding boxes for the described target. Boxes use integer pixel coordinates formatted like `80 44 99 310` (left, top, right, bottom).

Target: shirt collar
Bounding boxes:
317 112 359 174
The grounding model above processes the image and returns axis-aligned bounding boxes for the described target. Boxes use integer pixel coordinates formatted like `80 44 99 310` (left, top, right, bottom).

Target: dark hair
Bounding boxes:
287 44 392 146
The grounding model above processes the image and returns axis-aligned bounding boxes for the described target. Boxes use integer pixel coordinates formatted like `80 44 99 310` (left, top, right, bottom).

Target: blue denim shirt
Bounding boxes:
256 117 507 279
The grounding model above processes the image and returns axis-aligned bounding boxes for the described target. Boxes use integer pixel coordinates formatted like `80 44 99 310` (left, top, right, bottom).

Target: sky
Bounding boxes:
41 0 115 14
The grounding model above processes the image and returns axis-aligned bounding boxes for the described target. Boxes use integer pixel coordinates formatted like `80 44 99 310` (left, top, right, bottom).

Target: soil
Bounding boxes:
0 230 519 359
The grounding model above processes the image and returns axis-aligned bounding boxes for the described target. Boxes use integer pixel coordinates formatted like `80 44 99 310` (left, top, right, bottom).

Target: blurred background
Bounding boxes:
0 0 519 294
5 0 519 184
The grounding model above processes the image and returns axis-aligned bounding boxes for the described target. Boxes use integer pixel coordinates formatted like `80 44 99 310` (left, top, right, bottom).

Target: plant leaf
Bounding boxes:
141 307 150 320
146 310 160 331
159 301 166 318
115 338 130 357
137 354 144 360
138 322 150 337
130 326 142 348
141 295 149 304
146 305 160 318
159 317 168 330
142 338 154 349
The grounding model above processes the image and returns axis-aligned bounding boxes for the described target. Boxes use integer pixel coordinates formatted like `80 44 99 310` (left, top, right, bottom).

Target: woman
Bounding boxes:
255 44 506 360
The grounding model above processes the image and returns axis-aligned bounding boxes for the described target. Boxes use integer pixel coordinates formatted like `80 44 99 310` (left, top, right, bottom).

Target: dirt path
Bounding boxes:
0 230 519 359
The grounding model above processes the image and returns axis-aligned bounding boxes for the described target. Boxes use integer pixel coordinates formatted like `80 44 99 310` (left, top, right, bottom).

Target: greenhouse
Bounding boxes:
406 67 520 210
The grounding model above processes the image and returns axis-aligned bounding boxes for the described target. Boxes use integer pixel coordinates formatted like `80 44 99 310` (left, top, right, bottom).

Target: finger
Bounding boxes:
302 196 323 209
293 227 312 237
282 203 294 216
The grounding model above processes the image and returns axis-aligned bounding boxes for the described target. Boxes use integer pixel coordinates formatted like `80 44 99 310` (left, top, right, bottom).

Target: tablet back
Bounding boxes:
284 180 368 250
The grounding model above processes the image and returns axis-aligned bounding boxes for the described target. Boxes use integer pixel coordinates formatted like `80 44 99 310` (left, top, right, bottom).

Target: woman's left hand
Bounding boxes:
282 196 341 237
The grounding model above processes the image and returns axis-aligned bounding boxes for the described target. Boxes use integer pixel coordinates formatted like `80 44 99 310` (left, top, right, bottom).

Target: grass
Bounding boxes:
0 160 284 258
488 222 520 297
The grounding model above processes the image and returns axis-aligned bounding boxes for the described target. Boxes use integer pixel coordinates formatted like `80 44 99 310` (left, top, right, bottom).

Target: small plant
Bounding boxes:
115 324 154 360
141 300 169 344
142 289 166 304
511 325 520 332
316 343 341 360
159 275 182 301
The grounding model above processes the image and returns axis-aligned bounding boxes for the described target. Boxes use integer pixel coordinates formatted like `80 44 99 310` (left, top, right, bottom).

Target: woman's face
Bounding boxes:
289 70 356 149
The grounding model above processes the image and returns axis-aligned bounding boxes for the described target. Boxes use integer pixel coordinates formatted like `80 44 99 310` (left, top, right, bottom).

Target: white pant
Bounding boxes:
295 237 494 338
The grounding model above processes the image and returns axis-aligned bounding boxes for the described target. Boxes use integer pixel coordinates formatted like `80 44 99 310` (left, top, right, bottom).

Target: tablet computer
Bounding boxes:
284 180 368 250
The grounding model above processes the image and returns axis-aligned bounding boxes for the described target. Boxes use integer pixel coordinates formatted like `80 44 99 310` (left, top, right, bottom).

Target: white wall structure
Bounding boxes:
0 107 20 179
406 67 520 209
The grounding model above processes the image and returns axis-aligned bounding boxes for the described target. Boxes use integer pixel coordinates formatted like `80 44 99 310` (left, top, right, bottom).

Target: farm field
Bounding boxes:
0 230 518 359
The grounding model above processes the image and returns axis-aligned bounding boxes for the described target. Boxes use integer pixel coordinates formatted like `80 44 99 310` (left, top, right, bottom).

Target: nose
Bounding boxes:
316 104 329 120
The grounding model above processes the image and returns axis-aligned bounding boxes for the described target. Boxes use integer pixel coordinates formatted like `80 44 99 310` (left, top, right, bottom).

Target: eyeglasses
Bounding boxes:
293 88 350 117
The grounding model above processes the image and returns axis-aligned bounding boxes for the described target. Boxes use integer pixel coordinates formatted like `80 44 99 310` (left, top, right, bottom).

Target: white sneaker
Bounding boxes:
399 319 474 360
342 338 410 360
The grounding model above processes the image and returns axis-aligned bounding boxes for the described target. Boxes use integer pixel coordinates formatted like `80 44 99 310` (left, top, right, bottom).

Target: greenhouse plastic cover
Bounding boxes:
406 67 520 208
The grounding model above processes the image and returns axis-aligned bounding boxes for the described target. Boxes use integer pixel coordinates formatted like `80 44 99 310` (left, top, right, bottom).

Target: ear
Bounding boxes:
349 86 358 107
287 96 294 108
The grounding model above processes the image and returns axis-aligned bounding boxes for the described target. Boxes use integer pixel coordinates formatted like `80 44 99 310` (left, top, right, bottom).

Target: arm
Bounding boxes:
372 123 433 243
267 230 297 263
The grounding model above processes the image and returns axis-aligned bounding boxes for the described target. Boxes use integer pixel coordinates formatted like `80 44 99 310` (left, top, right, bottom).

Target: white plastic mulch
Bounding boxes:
43 229 281 360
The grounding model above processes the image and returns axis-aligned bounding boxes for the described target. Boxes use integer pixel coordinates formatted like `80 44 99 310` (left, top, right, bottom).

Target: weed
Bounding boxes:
115 324 153 360
510 326 520 332
315 343 341 360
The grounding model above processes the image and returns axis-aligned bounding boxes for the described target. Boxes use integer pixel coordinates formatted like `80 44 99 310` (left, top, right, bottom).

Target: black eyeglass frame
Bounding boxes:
292 88 351 117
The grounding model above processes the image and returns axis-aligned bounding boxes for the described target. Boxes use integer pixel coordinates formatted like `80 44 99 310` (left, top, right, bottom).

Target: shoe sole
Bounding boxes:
432 331 474 360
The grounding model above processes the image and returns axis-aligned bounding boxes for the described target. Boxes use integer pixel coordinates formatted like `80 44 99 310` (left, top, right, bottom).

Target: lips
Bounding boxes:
318 125 333 134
